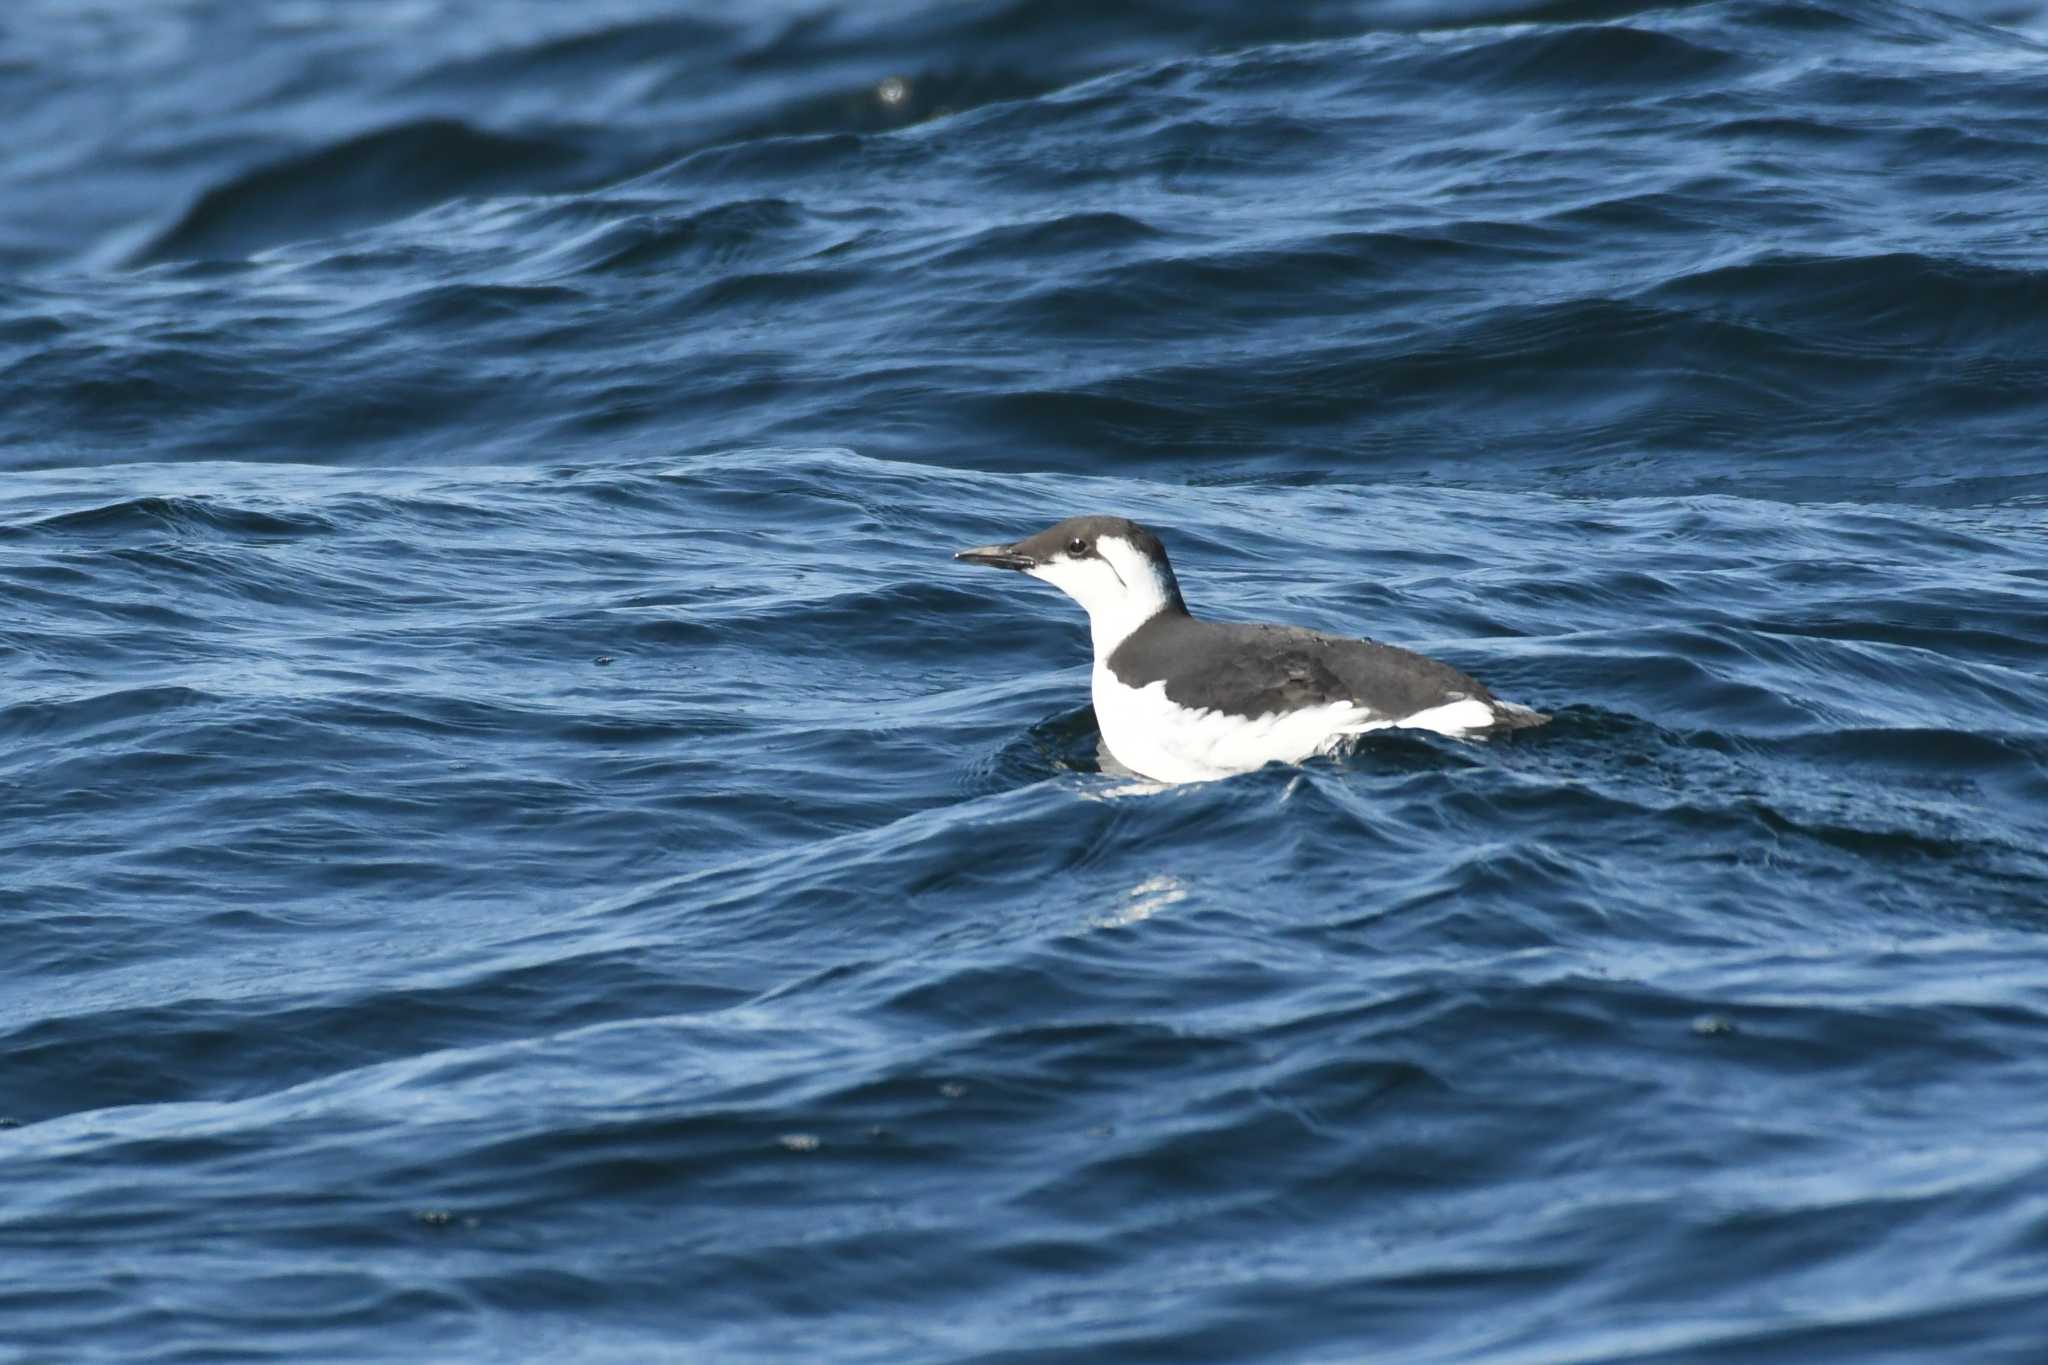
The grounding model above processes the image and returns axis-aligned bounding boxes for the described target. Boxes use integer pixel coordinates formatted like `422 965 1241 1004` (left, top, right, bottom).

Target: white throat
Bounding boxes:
1025 534 1183 658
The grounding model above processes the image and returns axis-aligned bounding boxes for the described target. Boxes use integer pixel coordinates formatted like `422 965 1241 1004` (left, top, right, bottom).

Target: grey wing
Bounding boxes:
1302 630 1496 718
1131 618 1501 721
1152 624 1362 717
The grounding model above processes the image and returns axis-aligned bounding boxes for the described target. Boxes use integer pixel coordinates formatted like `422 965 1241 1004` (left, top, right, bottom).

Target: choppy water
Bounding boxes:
5 2 2048 1360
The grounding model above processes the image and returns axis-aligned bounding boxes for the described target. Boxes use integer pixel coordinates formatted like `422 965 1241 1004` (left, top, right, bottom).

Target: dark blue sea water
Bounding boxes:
6 1 2048 1359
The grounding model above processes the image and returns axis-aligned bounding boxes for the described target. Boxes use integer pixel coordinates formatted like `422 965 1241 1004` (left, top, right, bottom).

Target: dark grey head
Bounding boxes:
957 515 1170 573
956 515 1186 646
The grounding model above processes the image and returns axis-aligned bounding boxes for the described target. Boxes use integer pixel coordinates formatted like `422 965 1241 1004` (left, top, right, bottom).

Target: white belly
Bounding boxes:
1090 665 1496 784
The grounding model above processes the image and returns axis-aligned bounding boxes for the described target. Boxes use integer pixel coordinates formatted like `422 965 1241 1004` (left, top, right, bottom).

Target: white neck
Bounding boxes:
1025 534 1184 658
1081 593 1174 658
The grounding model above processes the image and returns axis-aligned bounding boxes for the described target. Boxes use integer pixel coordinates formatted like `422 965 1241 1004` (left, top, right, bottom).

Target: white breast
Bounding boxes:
1090 666 1497 784
1091 665 1363 784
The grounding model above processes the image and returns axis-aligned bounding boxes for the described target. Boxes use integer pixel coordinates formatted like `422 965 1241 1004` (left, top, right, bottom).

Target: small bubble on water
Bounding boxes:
778 1133 821 1152
1691 1014 1736 1037
877 75 910 108
939 1082 967 1099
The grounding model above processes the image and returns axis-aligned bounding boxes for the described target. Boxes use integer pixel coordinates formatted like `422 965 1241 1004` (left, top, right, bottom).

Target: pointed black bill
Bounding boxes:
954 542 1035 571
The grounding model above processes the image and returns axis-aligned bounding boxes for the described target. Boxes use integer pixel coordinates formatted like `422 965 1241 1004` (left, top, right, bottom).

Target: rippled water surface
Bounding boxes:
5 2 2048 1360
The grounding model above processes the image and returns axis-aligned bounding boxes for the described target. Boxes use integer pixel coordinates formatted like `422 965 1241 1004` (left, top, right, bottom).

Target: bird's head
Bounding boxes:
955 514 1186 653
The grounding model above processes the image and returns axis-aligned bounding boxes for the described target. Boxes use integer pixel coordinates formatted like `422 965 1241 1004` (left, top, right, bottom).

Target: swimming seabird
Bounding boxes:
956 515 1546 783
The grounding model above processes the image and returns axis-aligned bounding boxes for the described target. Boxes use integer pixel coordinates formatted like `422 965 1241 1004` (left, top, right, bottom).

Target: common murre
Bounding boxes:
956 515 1547 784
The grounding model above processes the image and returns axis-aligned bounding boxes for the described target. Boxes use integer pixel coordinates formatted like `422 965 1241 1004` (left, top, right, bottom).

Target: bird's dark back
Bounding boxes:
1108 614 1492 720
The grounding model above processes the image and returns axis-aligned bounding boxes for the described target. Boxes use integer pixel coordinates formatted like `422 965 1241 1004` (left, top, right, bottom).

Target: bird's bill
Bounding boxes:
954 542 1035 571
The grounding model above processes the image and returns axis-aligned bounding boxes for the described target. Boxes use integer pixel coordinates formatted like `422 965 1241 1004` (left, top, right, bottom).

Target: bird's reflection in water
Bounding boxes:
1092 874 1189 929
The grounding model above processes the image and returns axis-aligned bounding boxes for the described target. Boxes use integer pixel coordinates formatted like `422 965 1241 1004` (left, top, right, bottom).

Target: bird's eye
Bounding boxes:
1067 536 1088 556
